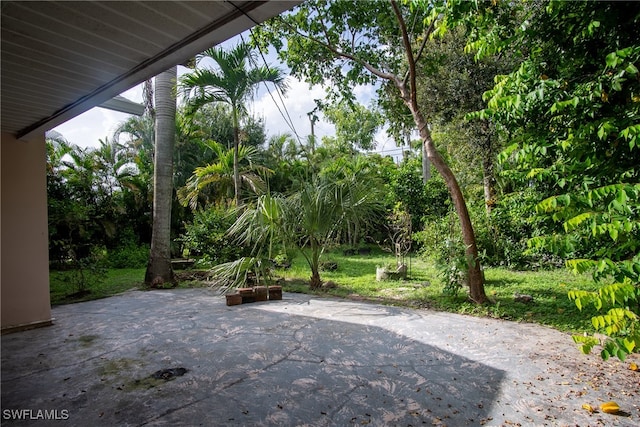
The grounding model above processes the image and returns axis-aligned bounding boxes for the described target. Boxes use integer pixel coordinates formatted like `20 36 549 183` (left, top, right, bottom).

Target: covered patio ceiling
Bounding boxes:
1 1 298 140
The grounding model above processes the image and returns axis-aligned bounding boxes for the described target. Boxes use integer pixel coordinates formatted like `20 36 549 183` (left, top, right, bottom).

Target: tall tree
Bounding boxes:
466 1 640 359
180 43 287 206
323 101 384 151
253 0 489 303
145 66 177 287
411 26 511 213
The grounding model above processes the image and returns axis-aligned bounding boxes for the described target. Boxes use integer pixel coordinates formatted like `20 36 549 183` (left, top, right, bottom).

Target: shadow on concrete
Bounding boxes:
2 290 503 426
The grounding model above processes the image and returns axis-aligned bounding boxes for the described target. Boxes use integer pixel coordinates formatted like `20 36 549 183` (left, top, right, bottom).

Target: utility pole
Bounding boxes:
307 111 317 154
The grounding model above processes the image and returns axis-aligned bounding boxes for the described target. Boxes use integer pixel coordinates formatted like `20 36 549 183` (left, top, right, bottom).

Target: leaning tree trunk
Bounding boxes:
388 0 488 304
145 66 177 287
408 102 488 304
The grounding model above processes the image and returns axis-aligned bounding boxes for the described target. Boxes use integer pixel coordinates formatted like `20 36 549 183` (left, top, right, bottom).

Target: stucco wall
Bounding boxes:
1 132 52 332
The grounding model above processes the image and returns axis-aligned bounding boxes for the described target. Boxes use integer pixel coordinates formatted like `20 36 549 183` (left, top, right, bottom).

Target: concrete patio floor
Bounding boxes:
2 289 638 426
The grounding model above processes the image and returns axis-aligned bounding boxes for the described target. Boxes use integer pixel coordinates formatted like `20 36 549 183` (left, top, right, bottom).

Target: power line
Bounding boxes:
242 31 304 145
228 3 304 144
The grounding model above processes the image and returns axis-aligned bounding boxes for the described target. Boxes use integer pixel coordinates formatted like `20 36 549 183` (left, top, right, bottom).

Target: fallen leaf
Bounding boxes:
630 362 638 371
600 401 620 414
582 403 597 413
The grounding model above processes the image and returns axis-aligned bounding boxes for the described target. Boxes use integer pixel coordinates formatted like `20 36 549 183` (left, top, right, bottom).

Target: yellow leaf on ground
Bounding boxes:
582 403 596 413
630 362 638 371
600 401 620 414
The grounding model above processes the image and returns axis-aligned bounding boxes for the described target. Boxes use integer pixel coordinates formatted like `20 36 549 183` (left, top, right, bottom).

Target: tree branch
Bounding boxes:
391 0 418 109
413 20 436 70
402 20 435 87
279 16 399 83
312 3 334 48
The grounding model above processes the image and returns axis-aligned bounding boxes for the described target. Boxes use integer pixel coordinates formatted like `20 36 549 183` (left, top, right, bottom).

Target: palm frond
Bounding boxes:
209 257 258 294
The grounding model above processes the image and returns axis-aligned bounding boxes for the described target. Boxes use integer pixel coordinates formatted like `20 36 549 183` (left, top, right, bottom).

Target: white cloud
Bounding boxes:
52 107 134 148
249 79 335 142
53 78 395 156
52 83 145 149
353 84 378 106
51 30 397 153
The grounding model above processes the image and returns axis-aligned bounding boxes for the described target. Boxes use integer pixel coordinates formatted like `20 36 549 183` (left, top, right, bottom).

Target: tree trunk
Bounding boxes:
386 0 487 303
310 271 322 290
482 154 496 214
408 105 488 304
145 66 176 287
309 239 322 290
480 123 497 214
232 107 241 207
422 142 431 183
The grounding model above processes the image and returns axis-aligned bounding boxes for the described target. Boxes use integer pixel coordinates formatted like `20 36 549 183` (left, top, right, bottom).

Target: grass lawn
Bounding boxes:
49 248 600 333
274 248 599 333
50 268 145 305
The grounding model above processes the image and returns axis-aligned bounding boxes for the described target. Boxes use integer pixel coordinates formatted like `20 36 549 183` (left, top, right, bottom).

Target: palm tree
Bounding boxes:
180 42 288 206
178 141 273 210
220 174 385 290
145 66 177 287
93 137 138 197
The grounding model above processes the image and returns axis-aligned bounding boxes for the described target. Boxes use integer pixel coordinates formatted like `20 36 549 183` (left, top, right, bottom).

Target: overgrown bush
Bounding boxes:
414 211 468 296
52 247 107 296
391 156 430 231
178 206 249 266
422 174 451 219
106 243 150 268
473 189 562 269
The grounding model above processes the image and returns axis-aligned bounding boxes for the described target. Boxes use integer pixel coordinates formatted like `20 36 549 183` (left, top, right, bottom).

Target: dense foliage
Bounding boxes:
462 0 640 359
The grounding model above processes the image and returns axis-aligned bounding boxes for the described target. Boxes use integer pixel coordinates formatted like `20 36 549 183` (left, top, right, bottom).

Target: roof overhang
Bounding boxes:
99 96 145 116
1 1 299 141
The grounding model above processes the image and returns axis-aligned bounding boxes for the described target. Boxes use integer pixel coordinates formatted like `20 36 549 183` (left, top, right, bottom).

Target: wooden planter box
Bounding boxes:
268 285 282 300
227 286 282 305
225 294 242 306
237 288 255 304
254 286 268 302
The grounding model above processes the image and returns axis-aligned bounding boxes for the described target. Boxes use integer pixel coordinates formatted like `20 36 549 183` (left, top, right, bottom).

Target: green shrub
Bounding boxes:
106 244 150 268
414 215 451 260
475 189 563 269
422 175 451 219
414 211 468 296
178 206 249 266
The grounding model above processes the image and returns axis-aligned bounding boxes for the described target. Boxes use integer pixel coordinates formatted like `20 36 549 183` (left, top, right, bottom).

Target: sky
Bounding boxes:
52 32 406 160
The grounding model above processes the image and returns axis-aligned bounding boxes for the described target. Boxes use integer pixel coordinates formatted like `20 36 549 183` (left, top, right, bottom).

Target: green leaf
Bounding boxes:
575 297 582 311
564 212 593 232
605 52 618 68
623 338 635 353
593 297 602 311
